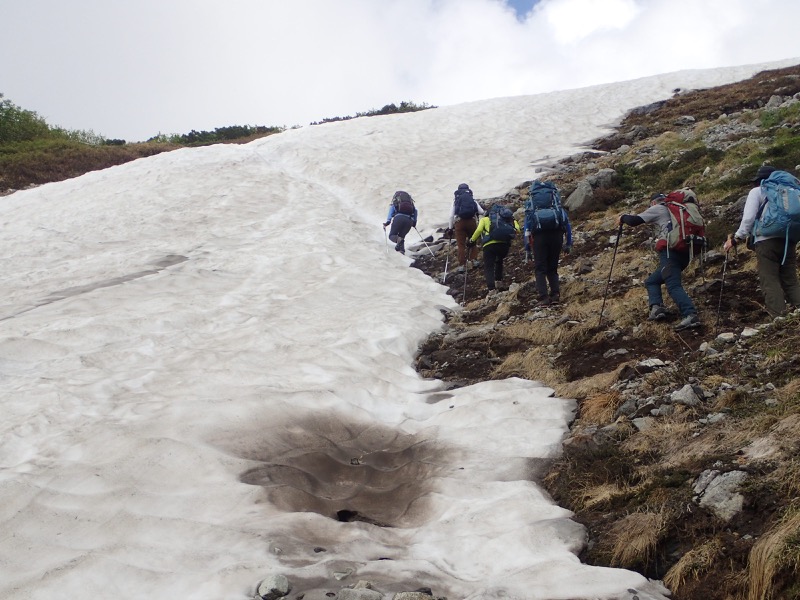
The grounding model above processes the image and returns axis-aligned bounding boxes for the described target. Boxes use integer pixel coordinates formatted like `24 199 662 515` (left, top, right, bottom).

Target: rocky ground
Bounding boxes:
410 65 800 600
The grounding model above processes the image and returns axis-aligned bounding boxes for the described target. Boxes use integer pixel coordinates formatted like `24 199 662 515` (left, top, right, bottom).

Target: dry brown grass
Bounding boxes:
580 391 622 425
745 509 800 600
575 482 633 511
621 417 694 458
663 537 725 592
608 508 667 568
494 347 566 388
558 362 629 401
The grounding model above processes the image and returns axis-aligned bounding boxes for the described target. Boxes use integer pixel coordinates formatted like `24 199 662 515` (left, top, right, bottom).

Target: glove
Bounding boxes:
466 239 476 248
383 221 390 228
411 221 417 228
444 228 454 237
564 245 572 254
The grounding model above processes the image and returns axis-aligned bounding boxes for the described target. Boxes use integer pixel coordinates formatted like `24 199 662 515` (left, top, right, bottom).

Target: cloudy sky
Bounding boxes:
3 0 800 142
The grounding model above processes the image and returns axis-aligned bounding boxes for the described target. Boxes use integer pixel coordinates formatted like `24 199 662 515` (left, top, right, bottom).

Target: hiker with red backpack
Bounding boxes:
619 189 705 331
467 204 520 294
383 191 418 255
445 183 485 269
723 165 800 317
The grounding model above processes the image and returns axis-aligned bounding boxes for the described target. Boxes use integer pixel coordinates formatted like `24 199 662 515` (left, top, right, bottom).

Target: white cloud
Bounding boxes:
1 0 799 141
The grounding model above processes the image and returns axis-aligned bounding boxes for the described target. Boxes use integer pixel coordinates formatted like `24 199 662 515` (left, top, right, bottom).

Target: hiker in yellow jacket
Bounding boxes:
468 205 520 293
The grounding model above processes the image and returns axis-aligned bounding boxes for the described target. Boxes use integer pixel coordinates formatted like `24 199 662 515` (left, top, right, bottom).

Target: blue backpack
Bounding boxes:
755 170 800 264
453 185 477 219
486 205 516 242
524 181 563 232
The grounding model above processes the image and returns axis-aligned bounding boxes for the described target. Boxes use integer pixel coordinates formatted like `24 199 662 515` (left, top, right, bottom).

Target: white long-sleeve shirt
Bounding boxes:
734 186 773 243
448 199 485 229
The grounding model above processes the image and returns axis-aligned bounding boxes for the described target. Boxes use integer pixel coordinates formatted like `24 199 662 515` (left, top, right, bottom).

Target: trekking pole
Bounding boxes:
715 246 730 333
462 258 469 305
383 225 389 254
598 223 624 327
442 230 452 283
414 227 436 257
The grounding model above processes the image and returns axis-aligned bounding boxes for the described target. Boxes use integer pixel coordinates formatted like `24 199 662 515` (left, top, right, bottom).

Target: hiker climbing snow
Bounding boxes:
383 190 418 255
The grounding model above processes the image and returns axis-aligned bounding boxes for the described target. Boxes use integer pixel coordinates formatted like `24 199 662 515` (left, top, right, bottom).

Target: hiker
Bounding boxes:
383 190 418 254
467 204 520 293
446 183 485 269
524 180 572 305
618 190 703 330
723 165 800 317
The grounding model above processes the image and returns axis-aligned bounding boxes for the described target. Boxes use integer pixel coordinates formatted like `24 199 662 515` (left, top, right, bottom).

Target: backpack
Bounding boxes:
655 189 706 257
754 170 800 264
524 181 563 232
453 186 478 219
392 191 415 216
486 205 517 242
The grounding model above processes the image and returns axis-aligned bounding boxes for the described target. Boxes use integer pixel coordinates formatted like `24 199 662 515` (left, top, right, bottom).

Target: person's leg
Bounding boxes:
482 244 498 290
778 241 800 307
756 238 790 316
644 251 667 308
545 232 563 298
494 243 510 282
662 252 697 316
532 235 550 300
389 216 412 253
454 219 469 265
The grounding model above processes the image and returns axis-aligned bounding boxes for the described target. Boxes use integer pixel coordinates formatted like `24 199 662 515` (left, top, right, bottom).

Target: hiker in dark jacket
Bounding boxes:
723 165 800 317
446 183 485 269
468 206 520 293
383 191 418 255
619 191 701 330
526 207 573 305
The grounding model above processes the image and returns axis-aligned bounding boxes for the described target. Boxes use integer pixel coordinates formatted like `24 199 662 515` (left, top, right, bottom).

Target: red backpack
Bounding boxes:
655 189 706 257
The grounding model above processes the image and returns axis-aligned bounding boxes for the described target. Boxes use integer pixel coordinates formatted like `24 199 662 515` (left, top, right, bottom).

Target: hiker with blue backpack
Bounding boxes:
467 204 520 294
383 190 418 255
524 180 573 306
446 183 485 269
619 189 705 331
723 165 800 317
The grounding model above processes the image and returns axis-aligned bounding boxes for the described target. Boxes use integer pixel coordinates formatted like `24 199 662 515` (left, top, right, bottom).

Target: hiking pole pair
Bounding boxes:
414 227 436 257
598 223 624 327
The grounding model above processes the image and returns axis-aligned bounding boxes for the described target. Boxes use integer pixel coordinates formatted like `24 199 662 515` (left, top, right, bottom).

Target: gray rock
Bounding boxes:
632 417 654 431
587 168 617 189
696 470 748 522
670 384 701 407
564 179 594 211
394 593 443 600
741 327 759 338
255 574 291 600
716 332 737 343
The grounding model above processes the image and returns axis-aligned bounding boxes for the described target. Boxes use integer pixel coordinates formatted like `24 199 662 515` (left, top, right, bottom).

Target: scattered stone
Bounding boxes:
694 470 748 522
255 575 291 600
632 417 654 431
716 332 737 344
741 327 759 338
671 384 701 407
337 588 383 600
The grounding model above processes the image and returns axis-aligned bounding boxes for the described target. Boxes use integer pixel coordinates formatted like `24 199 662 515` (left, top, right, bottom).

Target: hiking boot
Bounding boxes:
674 314 701 331
455 265 465 274
538 296 552 306
648 304 668 321
549 294 561 304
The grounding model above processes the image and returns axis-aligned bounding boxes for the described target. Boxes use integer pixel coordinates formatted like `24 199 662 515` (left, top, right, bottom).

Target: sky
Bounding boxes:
0 60 792 600
3 0 800 142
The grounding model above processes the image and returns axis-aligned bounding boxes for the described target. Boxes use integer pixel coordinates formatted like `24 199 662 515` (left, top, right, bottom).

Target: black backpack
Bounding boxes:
453 185 477 219
486 205 516 242
392 191 415 215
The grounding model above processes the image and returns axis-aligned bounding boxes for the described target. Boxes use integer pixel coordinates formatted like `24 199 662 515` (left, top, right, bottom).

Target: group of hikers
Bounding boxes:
383 164 800 326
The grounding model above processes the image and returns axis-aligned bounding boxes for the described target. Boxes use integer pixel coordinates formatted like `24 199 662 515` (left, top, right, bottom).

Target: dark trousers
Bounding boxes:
454 218 478 264
532 230 563 299
755 237 800 317
388 215 413 253
482 242 510 290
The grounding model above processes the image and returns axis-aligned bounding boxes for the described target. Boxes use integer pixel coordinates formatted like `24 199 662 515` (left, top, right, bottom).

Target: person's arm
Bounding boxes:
475 201 485 217
733 187 762 240
411 206 418 228
448 203 456 229
619 214 645 226
384 205 396 225
563 214 573 248
468 217 487 245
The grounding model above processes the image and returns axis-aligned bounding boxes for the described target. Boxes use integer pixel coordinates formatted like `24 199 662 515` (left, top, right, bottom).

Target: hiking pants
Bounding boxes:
755 237 800 317
388 214 413 253
646 250 696 316
482 242 510 291
532 230 563 300
454 217 479 264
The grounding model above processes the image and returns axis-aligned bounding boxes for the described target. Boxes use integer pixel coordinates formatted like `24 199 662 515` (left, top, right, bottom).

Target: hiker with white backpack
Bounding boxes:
619 189 706 331
723 165 800 317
